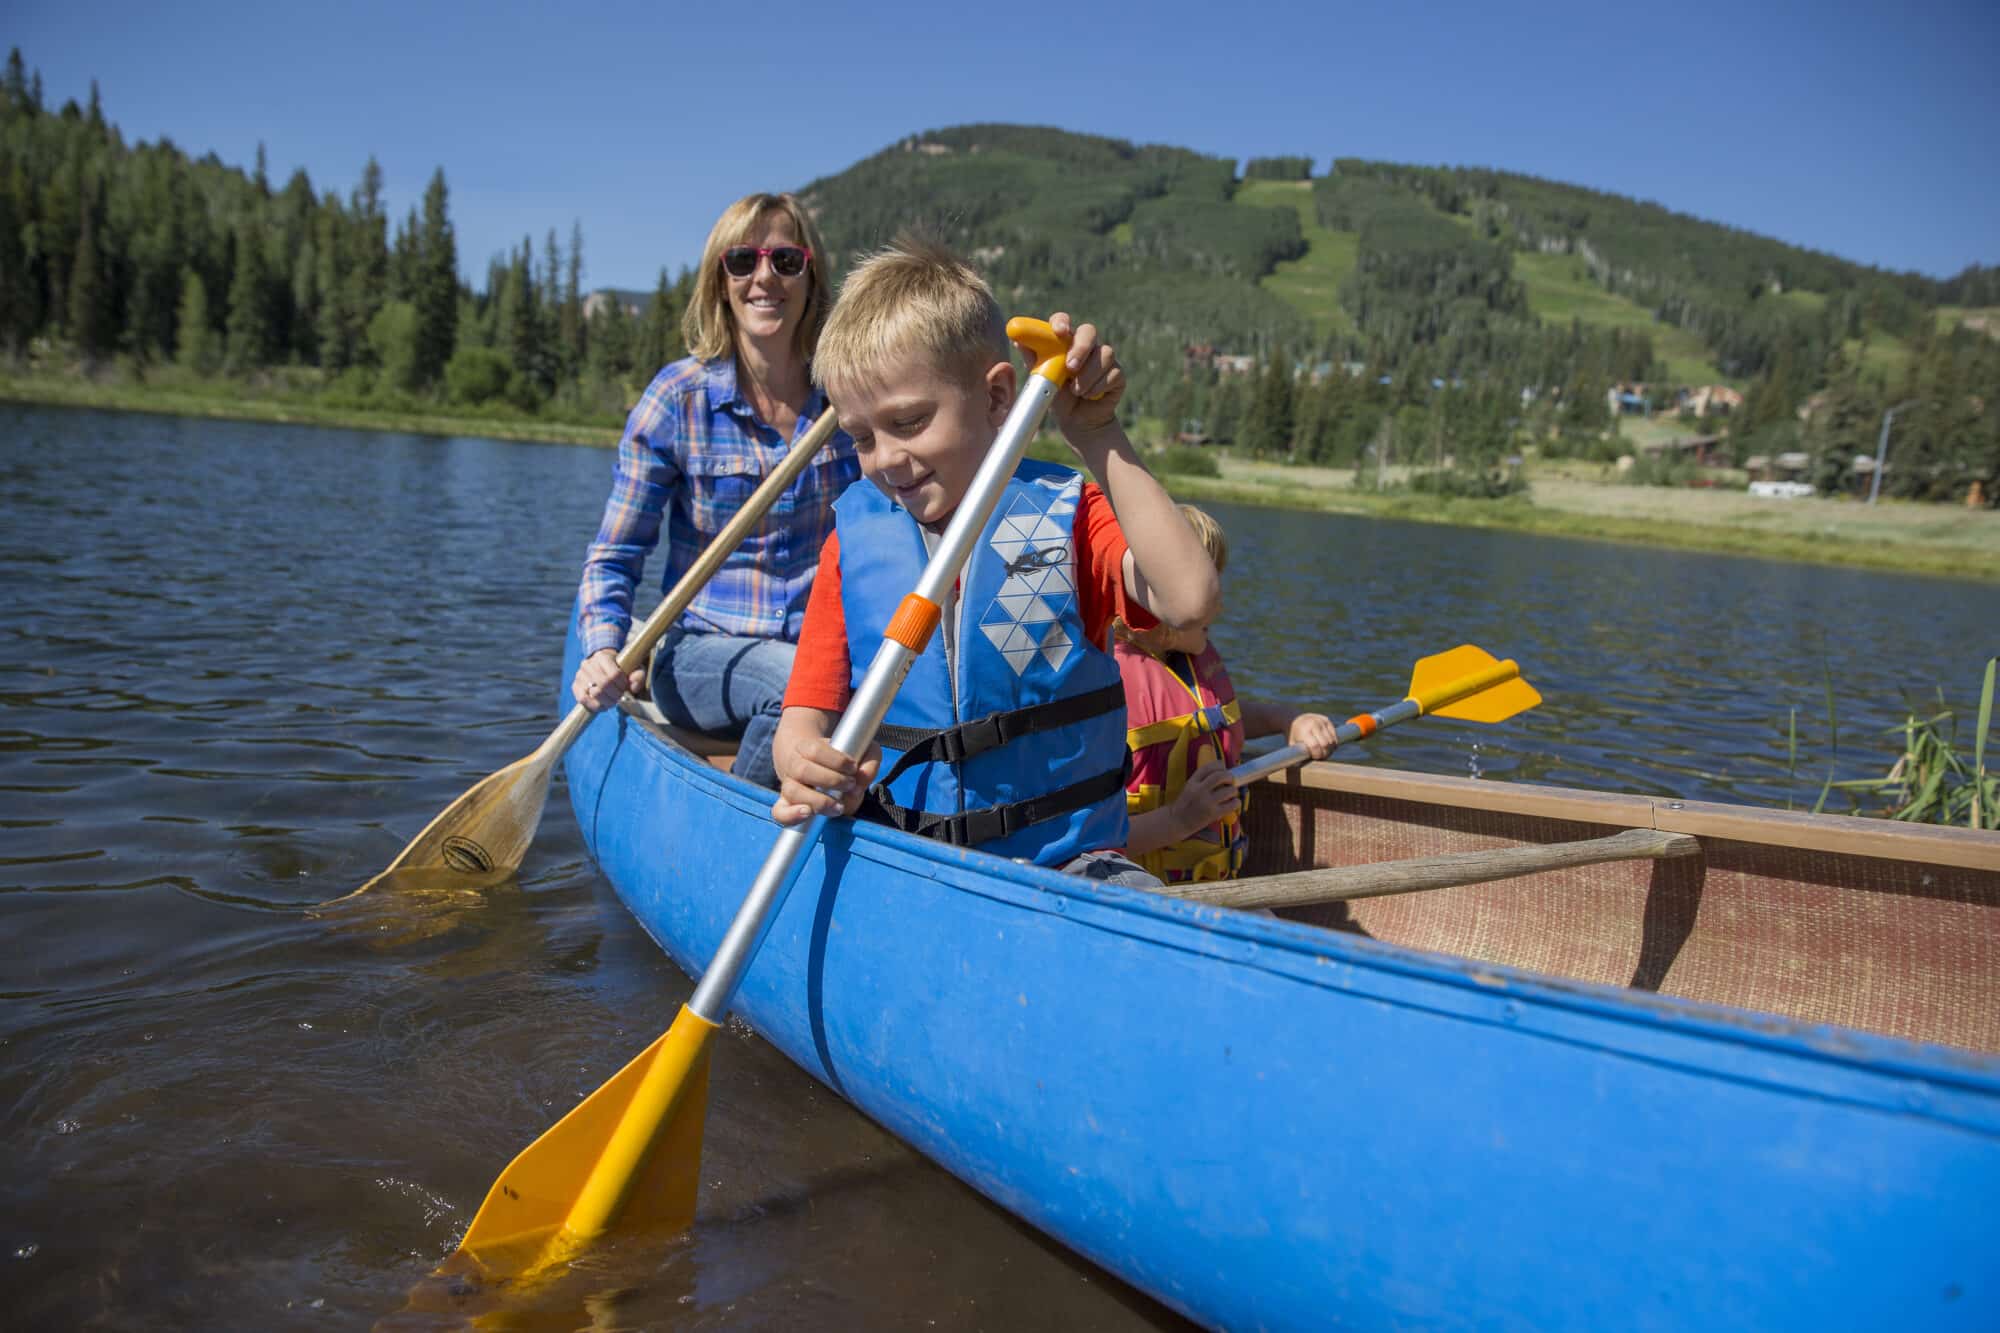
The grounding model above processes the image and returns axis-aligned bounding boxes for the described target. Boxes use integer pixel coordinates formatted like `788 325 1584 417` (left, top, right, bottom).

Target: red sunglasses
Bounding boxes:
721 245 811 278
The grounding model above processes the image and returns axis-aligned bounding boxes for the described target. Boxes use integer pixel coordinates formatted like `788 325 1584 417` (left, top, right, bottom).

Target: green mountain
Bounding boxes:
5 55 1992 500
799 126 1996 424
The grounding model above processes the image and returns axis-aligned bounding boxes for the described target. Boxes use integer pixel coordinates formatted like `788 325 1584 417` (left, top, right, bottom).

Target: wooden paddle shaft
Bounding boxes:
614 407 843 676
1157 828 1700 911
533 410 845 763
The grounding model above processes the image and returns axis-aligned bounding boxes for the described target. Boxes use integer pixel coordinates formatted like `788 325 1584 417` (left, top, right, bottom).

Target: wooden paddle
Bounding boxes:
1227 643 1542 787
343 408 843 900
439 319 1084 1284
1161 828 1697 911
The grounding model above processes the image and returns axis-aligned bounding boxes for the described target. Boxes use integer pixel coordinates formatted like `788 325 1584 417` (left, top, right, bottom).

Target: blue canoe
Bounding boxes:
559 625 2000 1331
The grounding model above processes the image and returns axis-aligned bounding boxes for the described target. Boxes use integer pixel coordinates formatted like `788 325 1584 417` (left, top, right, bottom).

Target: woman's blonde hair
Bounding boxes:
812 232 1007 395
681 192 834 363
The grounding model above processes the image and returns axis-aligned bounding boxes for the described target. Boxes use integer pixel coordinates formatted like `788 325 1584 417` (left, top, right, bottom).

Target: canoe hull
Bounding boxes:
561 630 2000 1331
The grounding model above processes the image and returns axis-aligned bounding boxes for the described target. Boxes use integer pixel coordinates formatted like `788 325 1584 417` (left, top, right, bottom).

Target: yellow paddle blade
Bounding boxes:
452 1005 717 1282
1406 644 1542 723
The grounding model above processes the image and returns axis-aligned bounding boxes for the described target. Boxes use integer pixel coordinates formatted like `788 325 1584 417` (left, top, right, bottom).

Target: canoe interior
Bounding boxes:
1244 763 2000 1056
630 708 1999 1056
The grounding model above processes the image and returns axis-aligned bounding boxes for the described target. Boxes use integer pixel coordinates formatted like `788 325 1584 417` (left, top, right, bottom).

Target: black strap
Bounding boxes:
872 682 1127 790
860 760 1130 849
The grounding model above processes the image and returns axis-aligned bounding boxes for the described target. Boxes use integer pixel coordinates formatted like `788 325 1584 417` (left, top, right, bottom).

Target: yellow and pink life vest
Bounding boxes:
1115 637 1246 882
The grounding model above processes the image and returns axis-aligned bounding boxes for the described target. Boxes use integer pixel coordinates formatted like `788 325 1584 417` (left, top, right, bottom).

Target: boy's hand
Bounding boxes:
1288 712 1339 760
1169 758 1239 836
1043 311 1125 446
771 727 882 826
573 647 645 712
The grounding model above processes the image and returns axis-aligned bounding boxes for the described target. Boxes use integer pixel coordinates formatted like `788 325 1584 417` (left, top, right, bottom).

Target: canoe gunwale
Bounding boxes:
597 709 2000 1126
1261 754 2000 873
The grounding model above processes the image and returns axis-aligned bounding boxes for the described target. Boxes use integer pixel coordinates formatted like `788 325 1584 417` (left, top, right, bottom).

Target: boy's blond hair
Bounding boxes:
813 233 1008 394
681 192 834 363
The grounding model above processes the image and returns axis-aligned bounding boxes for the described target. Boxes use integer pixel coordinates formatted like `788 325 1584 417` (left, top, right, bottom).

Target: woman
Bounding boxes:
570 192 858 789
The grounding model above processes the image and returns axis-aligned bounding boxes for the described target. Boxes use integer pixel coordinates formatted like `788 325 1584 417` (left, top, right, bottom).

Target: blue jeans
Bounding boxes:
650 628 794 790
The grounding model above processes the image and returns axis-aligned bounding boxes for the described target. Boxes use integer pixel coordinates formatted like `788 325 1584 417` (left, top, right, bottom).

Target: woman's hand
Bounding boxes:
1043 311 1125 445
1169 758 1239 838
1288 712 1340 760
770 709 881 825
573 647 645 712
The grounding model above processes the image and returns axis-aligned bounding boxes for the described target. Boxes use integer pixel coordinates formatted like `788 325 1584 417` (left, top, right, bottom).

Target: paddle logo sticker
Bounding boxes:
980 483 1079 676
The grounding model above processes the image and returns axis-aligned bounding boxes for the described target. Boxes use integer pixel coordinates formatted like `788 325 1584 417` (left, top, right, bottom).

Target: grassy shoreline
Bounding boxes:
1160 471 1998 582
7 374 1996 584
0 373 622 447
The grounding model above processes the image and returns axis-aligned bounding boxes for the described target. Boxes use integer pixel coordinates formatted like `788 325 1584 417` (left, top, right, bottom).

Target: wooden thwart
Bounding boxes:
1157 828 1701 911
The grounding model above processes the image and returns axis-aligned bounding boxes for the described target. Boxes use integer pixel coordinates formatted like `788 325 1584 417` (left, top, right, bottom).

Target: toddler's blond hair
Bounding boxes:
1113 505 1227 646
813 233 1008 394
1175 504 1228 574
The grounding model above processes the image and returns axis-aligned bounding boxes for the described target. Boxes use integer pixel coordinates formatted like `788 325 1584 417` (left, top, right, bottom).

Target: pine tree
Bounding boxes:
224 223 274 372
3 48 30 112
0 160 30 355
1242 352 1296 454
175 269 213 373
388 207 419 302
343 158 388 364
314 202 351 370
636 267 680 374
1208 374 1245 443
67 176 110 362
562 220 584 371
411 168 457 388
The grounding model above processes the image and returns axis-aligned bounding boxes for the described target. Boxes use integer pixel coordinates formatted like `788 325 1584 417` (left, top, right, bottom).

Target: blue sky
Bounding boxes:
10 0 1996 291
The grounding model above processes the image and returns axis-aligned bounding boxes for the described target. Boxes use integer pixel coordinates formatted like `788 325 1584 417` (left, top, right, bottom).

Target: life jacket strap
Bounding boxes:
861 758 1131 849
872 682 1127 788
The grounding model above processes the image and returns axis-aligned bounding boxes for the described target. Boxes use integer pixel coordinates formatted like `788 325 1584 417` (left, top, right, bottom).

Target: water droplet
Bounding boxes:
54 1119 80 1135
14 1243 37 1259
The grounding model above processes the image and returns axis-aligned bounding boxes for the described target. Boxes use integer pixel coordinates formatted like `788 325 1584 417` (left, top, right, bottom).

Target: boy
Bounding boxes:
1117 504 1338 883
770 236 1220 886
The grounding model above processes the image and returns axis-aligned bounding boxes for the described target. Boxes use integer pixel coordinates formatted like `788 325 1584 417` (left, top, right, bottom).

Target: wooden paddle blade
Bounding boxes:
453 1006 716 1281
1407 644 1542 723
378 744 558 881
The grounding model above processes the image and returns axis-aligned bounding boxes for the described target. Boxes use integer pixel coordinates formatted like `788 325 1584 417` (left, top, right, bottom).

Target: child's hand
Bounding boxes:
1288 712 1339 760
1170 758 1239 836
573 647 645 712
1043 311 1125 445
771 732 881 826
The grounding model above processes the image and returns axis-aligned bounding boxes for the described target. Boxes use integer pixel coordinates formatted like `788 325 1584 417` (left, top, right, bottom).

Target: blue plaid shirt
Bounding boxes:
578 355 859 655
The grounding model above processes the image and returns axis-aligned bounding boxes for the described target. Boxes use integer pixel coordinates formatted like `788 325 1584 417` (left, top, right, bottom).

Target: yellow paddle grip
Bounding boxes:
1006 317 1073 388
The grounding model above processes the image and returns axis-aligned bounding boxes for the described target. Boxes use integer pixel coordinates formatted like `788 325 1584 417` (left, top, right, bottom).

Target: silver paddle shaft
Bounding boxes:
1227 698 1422 786
689 374 1063 1023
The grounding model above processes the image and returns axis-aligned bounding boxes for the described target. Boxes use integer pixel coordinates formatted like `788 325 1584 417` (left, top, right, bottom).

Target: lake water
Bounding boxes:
3 404 1994 1329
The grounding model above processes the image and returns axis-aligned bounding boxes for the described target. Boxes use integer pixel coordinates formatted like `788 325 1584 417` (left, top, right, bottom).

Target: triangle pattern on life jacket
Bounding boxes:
980 490 1078 676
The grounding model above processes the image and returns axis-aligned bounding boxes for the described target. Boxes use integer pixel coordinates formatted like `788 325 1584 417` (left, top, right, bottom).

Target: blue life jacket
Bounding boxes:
833 459 1130 866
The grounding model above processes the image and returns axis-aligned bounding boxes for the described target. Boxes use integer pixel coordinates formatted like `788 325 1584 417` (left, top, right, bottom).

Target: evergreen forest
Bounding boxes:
4 53 1996 504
